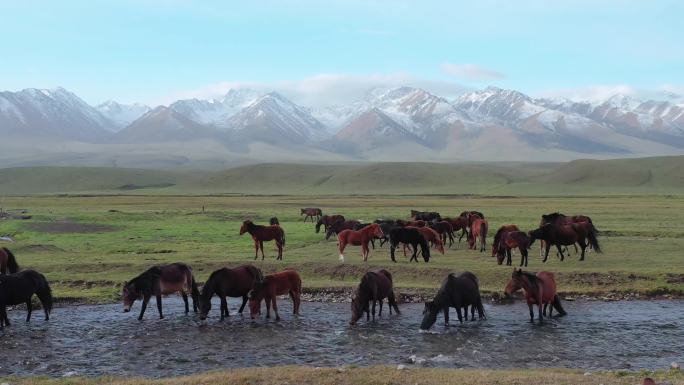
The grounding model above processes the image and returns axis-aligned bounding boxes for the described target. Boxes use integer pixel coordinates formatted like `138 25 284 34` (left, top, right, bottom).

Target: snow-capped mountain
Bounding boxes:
169 88 261 128
0 87 112 141
97 101 150 131
115 106 219 143
334 108 425 150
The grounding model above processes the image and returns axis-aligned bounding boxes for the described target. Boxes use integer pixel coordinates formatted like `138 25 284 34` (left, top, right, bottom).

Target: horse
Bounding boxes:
420 272 485 329
316 214 345 233
389 227 431 263
505 269 567 322
460 210 485 221
325 220 360 240
122 263 199 320
0 270 52 329
300 207 322 222
198 265 263 320
529 221 600 262
375 222 396 247
239 220 286 260
0 247 19 275
350 269 400 325
337 223 384 262
443 216 469 243
269 217 280 226
468 217 488 252
429 221 455 247
496 231 532 267
491 225 520 257
539 213 596 258
412 226 445 254
249 269 301 321
410 210 441 222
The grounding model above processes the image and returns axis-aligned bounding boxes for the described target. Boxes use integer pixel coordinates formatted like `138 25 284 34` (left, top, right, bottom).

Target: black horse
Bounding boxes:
420 272 485 329
374 222 396 247
350 269 400 325
389 227 431 262
122 263 200 320
411 210 441 221
199 265 263 320
269 217 280 226
325 220 360 240
0 269 53 329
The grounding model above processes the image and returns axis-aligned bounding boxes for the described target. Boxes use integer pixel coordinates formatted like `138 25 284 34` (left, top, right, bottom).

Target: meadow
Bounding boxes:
0 193 682 303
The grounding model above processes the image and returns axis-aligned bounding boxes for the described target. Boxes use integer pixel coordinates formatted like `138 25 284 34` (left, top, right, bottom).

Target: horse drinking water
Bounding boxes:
0 269 52 329
420 272 485 330
122 263 199 320
198 265 263 320
504 269 567 322
0 247 19 275
337 223 384 262
249 269 302 321
350 269 400 325
239 220 286 260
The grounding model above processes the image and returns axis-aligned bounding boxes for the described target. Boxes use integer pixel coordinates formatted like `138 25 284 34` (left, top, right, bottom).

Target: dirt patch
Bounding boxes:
666 274 684 284
24 220 117 234
558 272 654 286
15 244 65 253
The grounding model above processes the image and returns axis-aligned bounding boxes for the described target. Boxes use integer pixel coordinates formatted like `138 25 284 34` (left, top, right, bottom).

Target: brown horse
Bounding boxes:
496 231 532 267
350 269 400 325
198 265 263 320
429 221 455 248
468 217 488 252
0 247 19 274
411 226 444 254
539 213 595 258
325 219 361 240
249 269 302 321
337 223 384 262
239 220 286 260
529 221 600 262
504 269 566 322
122 263 199 320
491 225 520 257
301 207 322 222
316 214 345 233
443 216 469 243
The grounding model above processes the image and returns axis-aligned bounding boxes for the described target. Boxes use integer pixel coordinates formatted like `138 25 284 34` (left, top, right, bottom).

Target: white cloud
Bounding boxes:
164 72 470 107
537 84 636 102
441 63 505 81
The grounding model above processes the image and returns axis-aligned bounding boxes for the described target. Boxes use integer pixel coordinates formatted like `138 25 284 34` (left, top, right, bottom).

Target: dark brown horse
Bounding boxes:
468 217 488 252
0 270 52 329
350 269 400 325
410 210 441 221
491 225 520 257
240 220 286 260
420 272 485 329
396 219 427 227
122 263 199 320
538 213 595 258
198 265 263 320
443 216 469 243
412 226 444 254
301 207 322 222
429 221 455 247
316 214 345 233
389 227 431 263
337 223 384 262
496 231 532 267
269 217 280 226
505 269 566 322
249 269 302 321
0 247 19 274
325 219 360 240
529 221 600 262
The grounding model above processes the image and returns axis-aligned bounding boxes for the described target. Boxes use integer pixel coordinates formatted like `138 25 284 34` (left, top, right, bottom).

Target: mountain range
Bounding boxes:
1 85 683 167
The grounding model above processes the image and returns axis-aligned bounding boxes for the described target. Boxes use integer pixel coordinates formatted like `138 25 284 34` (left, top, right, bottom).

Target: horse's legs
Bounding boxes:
455 306 463 323
25 300 32 323
181 291 189 314
538 303 544 322
555 243 565 261
259 241 265 260
390 244 397 262
221 296 229 319
138 294 150 320
507 249 512 266
277 240 283 260
371 300 376 321
156 293 164 319
471 305 475 320
411 243 419 263
338 241 346 262
272 297 280 321
265 296 271 319
522 248 528 267
238 295 248 315
443 306 450 326
543 303 548 316
378 299 383 316
578 239 588 261
528 303 534 322
543 243 551 263
370 238 375 250
253 240 259 260
0 305 7 328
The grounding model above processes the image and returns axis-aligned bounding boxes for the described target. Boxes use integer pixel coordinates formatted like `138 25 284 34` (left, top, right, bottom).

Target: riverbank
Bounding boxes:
3 366 683 385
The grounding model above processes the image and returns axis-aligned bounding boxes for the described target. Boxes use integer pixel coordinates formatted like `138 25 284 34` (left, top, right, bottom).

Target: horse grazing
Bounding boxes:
239 220 286 260
325 220 360 240
529 221 600 262
316 214 345 233
468 217 488 252
410 210 441 221
0 247 19 274
0 270 52 329
443 216 469 243
496 231 532 267
429 221 455 247
505 269 566 322
199 265 263 320
389 227 431 263
491 225 520 257
122 263 199 320
269 217 280 226
301 207 322 222
337 224 384 262
249 269 302 321
420 272 485 330
412 226 444 254
539 213 596 257
350 269 400 325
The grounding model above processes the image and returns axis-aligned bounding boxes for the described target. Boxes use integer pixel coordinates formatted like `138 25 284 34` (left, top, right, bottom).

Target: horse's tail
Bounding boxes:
552 294 567 316
419 237 430 262
31 271 53 315
3 247 19 273
587 226 601 253
475 296 486 320
479 221 488 249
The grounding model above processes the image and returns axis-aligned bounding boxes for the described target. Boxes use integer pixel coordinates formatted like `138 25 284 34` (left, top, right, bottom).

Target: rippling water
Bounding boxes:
0 298 682 377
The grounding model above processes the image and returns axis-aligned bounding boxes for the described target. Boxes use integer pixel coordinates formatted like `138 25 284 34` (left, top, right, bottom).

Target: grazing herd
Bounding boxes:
0 207 600 331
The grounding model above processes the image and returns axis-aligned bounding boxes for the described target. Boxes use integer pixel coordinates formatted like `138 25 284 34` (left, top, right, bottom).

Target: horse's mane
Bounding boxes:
516 270 541 292
492 227 508 247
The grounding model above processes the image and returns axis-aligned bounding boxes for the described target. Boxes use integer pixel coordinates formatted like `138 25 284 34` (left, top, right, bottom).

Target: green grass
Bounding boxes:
0 194 682 303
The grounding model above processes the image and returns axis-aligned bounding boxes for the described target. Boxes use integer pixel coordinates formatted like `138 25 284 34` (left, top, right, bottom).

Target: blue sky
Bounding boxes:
1 0 682 106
